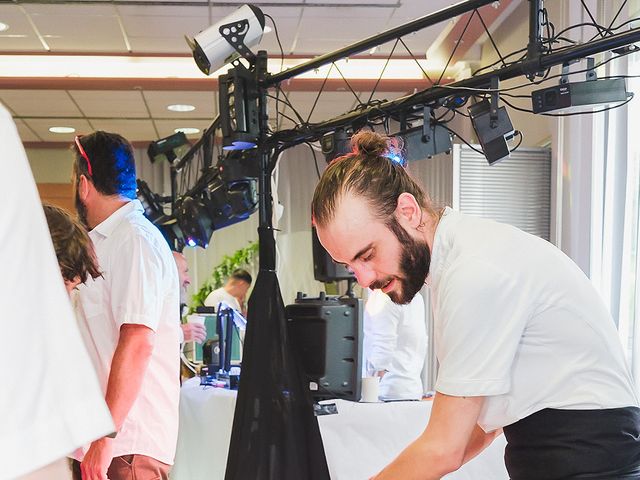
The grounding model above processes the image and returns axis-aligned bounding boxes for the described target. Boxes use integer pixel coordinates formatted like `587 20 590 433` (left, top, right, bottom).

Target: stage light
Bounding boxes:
219 63 259 150
468 98 515 165
320 128 351 163
175 195 214 249
148 131 191 164
217 148 260 182
137 179 187 251
399 122 452 161
186 4 265 76
203 176 258 230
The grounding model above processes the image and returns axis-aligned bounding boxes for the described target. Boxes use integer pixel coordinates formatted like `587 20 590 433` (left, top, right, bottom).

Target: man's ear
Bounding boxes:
395 192 421 229
77 174 91 202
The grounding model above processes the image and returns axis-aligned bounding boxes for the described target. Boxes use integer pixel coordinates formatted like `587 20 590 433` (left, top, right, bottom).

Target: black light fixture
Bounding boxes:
175 195 214 249
147 131 191 164
136 179 187 251
219 63 260 150
320 128 351 163
468 99 515 165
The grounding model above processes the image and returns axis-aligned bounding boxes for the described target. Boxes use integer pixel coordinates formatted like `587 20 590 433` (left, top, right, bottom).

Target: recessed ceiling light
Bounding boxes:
0 22 9 33
167 104 196 112
49 126 76 134
175 127 200 135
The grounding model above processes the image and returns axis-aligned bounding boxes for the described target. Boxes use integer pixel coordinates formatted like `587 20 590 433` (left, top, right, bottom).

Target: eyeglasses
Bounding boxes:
74 135 93 177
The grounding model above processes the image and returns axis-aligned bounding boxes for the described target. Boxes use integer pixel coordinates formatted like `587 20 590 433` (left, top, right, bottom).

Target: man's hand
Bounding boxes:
81 437 113 480
181 322 207 343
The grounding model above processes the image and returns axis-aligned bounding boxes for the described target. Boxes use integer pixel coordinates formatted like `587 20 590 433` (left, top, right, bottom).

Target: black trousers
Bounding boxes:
503 407 640 480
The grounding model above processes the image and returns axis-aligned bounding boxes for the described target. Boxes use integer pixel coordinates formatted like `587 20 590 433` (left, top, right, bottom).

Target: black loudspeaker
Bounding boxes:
286 292 362 402
311 226 355 282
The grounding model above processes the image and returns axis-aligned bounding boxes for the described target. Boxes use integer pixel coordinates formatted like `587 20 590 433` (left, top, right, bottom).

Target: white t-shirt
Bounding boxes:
430 208 639 432
75 200 181 465
363 289 427 400
0 104 114 479
204 287 241 313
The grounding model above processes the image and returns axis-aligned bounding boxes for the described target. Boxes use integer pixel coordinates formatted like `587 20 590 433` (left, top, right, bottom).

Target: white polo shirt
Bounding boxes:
74 200 181 465
0 104 114 479
430 208 638 432
363 289 427 400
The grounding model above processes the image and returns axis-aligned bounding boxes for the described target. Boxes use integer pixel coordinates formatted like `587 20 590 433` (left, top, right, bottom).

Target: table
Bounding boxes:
171 378 508 480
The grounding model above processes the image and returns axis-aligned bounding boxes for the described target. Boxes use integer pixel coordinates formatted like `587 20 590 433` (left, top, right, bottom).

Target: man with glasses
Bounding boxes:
70 131 181 480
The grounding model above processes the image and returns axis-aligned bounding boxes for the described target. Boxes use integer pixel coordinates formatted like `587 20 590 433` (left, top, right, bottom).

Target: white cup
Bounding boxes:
360 376 380 403
187 314 205 325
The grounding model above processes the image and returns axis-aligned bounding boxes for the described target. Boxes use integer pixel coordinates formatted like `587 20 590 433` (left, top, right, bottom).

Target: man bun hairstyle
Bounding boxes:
353 130 389 158
72 131 137 200
311 130 434 227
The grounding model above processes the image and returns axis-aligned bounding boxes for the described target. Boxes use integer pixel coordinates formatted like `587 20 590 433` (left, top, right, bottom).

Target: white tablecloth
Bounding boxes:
171 378 508 480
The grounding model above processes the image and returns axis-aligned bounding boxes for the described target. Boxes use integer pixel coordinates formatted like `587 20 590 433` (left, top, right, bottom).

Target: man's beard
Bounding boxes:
75 186 89 228
370 217 431 305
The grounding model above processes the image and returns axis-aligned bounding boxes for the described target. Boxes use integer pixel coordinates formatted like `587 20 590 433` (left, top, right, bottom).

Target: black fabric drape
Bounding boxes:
224 270 330 480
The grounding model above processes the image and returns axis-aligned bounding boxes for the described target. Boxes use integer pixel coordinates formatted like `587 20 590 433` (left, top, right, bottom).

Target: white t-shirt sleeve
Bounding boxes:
109 233 164 331
365 291 401 373
435 257 531 397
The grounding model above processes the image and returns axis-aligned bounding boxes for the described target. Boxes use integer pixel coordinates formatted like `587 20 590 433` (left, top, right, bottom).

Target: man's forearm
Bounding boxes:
463 425 501 464
104 325 155 430
372 435 463 480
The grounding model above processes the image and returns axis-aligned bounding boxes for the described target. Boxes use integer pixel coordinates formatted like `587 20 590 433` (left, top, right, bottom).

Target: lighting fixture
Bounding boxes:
167 104 196 112
49 126 76 134
148 132 191 164
0 22 9 32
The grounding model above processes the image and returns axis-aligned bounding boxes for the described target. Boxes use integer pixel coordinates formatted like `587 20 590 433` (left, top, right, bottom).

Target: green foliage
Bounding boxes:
190 241 259 312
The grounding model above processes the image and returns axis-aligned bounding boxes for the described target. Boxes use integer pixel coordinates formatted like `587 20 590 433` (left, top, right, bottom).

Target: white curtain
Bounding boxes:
589 0 640 385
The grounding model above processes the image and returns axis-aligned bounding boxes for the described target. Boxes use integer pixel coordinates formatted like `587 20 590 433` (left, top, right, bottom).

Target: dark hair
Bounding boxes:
230 268 252 285
73 131 137 199
311 130 436 227
43 204 101 284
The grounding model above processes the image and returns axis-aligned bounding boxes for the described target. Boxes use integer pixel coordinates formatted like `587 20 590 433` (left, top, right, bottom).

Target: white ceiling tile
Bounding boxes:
22 117 94 141
88 118 158 142
31 11 127 52
143 90 217 118
69 90 149 118
0 90 81 117
14 118 40 143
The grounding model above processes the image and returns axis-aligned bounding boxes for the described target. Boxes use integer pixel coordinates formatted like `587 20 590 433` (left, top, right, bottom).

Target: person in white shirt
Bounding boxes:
363 288 426 401
0 105 113 480
311 130 640 480
71 131 181 480
204 269 252 316
173 251 206 344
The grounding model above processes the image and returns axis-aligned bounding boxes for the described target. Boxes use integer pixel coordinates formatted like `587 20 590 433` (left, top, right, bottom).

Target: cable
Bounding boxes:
333 62 362 105
509 130 524 152
500 92 635 117
437 122 485 156
477 9 508 68
439 46 638 97
306 63 334 124
581 0 607 39
398 37 434 84
275 86 307 125
436 9 477 86
367 38 400 105
264 13 285 73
